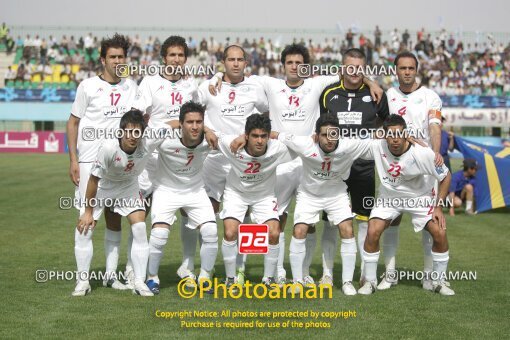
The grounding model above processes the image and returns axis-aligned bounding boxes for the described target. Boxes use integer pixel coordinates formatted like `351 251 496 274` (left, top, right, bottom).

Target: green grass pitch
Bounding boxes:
0 154 508 339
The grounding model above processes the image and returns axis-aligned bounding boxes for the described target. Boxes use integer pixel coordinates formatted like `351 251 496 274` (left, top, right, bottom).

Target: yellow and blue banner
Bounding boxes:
454 137 510 212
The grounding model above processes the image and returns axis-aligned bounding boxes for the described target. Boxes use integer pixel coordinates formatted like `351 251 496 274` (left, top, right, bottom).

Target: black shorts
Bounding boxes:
345 159 375 219
322 159 375 221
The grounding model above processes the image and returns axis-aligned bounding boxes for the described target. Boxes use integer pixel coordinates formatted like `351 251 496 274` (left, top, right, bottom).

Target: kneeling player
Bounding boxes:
74 110 163 297
448 158 478 216
359 114 454 296
218 115 289 287
147 102 218 294
274 114 373 295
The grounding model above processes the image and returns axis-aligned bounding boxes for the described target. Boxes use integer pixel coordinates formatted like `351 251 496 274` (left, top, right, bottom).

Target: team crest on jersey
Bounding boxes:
362 95 372 102
240 86 249 93
414 98 423 104
302 88 311 95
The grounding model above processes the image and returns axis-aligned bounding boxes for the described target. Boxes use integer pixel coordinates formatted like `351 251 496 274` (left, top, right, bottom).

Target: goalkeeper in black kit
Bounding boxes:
318 48 389 285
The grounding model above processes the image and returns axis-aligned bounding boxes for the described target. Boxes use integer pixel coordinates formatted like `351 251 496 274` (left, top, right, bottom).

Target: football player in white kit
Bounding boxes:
217 114 289 287
132 35 203 286
146 102 218 294
377 51 444 291
74 110 165 296
213 43 384 287
198 45 269 284
67 34 138 295
358 114 454 296
273 114 373 295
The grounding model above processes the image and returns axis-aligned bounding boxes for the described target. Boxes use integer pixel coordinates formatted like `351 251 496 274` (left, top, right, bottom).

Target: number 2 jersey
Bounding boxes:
71 76 138 163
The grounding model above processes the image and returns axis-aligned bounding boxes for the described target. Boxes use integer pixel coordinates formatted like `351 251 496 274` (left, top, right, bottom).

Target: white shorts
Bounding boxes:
294 190 354 226
151 185 216 229
138 152 158 198
369 195 434 232
74 162 93 209
275 158 302 215
79 180 145 220
220 188 279 224
202 153 231 202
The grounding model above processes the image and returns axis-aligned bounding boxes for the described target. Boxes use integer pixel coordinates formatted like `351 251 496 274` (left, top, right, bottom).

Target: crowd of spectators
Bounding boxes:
2 25 510 95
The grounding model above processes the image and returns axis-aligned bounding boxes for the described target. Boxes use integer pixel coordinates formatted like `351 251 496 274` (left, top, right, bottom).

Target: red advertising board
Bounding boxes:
0 132 66 153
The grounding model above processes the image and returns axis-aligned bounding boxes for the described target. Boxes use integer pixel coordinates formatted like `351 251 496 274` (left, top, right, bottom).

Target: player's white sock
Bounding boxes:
340 237 357 283
289 237 306 282
263 244 280 278
236 254 247 272
130 222 149 282
222 239 237 278
147 227 169 281
104 229 121 278
431 250 449 283
199 222 218 279
74 228 93 282
321 221 338 278
362 249 380 283
466 200 473 211
236 215 251 271
277 232 286 278
382 225 399 272
303 231 317 277
180 216 198 272
126 227 133 272
422 230 433 275
357 221 368 279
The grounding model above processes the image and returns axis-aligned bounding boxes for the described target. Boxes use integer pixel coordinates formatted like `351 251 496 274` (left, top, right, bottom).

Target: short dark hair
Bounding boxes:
245 114 271 135
394 51 419 69
222 45 247 61
100 33 130 59
383 114 407 130
280 43 310 64
342 48 366 62
315 113 340 135
120 109 146 131
179 101 205 123
161 35 189 59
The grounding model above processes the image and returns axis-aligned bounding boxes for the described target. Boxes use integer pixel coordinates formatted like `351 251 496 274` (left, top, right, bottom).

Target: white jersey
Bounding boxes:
278 133 372 197
71 76 138 162
363 139 449 198
253 75 339 136
217 135 288 197
386 86 442 145
154 137 210 194
198 77 269 134
132 75 199 128
91 136 162 191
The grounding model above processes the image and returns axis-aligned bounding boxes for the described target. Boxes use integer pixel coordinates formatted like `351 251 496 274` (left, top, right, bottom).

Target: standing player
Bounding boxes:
74 110 162 296
319 48 389 286
217 44 384 286
132 35 201 286
67 33 137 293
217 114 289 287
146 102 218 294
273 114 373 295
359 114 454 296
198 45 269 284
378 51 444 290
